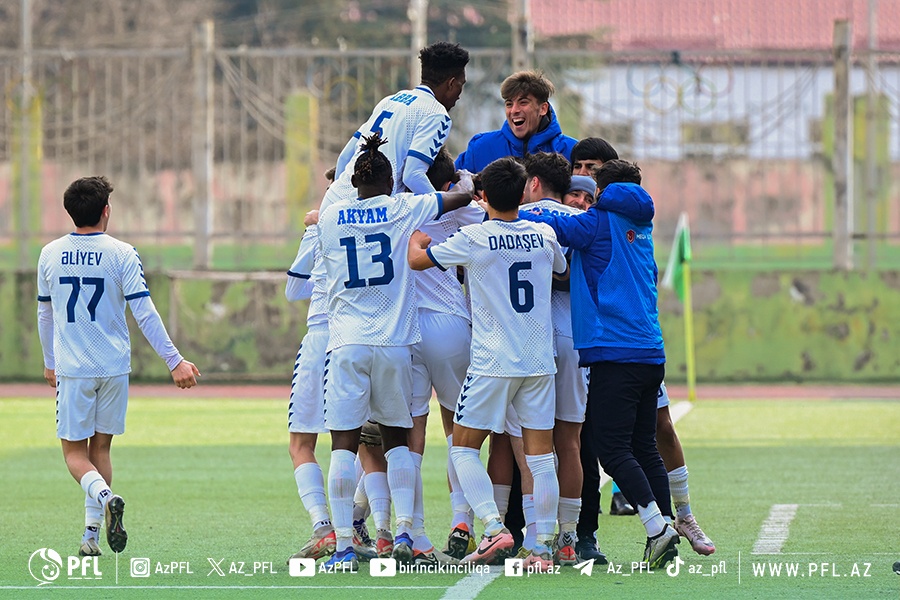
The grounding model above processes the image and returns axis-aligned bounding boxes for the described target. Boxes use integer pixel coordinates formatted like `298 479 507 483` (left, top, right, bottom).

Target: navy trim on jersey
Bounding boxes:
287 270 311 279
408 149 435 167
352 131 361 139
37 294 51 302
434 192 444 218
69 232 105 236
426 248 447 271
124 291 151 301
415 85 435 98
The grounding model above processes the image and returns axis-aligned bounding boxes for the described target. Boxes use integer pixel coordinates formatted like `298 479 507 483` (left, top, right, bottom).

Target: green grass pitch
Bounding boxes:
1 395 898 599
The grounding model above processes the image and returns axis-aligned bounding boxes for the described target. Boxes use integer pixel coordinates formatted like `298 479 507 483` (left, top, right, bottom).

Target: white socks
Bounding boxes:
385 446 416 535
447 434 473 529
327 449 357 551
558 496 582 535
84 494 103 529
450 446 501 524
522 494 536 550
294 462 331 530
411 452 432 551
637 501 667 537
492 484 512 521
79 471 111 509
365 471 391 532
525 452 559 546
668 466 692 520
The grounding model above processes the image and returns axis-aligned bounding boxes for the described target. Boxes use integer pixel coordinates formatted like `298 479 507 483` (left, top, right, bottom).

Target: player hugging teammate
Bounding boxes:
281 46 716 573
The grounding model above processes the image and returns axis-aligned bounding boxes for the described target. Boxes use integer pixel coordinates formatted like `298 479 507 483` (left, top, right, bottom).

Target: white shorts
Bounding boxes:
657 381 670 409
554 335 587 424
411 311 471 416
324 345 414 431
56 374 129 441
288 325 328 434
454 373 555 434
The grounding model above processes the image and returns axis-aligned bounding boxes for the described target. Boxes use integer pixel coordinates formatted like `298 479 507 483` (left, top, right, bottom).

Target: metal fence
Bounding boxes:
1 41 898 271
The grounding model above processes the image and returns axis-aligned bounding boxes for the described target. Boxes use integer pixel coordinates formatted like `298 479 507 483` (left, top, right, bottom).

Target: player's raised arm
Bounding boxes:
407 230 435 271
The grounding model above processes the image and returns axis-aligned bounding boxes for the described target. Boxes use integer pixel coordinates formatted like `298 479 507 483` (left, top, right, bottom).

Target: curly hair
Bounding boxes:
420 42 469 87
353 132 392 188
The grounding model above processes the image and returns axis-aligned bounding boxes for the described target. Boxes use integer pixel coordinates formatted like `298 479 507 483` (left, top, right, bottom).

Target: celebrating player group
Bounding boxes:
37 41 714 573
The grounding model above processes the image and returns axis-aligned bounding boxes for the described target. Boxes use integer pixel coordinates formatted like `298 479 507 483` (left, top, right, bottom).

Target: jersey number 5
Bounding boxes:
508 262 534 313
340 233 395 289
59 276 105 322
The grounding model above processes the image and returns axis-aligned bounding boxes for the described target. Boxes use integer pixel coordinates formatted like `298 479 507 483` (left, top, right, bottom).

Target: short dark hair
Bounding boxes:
571 137 619 165
63 176 113 227
524 152 572 199
420 42 469 87
593 159 641 193
427 147 456 191
500 70 555 104
480 157 526 212
353 132 392 187
323 166 336 183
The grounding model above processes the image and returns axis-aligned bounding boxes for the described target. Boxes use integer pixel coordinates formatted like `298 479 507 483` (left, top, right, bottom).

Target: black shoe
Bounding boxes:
104 495 128 553
609 492 637 516
574 533 609 565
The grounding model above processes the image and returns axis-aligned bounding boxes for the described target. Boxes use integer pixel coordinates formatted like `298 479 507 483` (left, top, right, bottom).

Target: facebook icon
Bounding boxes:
504 558 524 577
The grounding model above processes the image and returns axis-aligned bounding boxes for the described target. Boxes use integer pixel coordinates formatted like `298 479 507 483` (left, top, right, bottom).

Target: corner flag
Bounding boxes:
662 212 696 401
662 212 691 300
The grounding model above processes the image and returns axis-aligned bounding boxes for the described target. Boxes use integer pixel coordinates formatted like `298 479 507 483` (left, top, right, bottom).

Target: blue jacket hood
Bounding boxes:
455 104 577 173
595 182 655 223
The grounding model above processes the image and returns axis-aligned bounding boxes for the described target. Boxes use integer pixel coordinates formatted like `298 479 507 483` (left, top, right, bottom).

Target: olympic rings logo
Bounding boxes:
627 62 734 115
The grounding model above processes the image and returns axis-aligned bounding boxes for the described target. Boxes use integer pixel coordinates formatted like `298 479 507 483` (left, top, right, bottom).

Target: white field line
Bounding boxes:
439 566 502 600
751 504 799 554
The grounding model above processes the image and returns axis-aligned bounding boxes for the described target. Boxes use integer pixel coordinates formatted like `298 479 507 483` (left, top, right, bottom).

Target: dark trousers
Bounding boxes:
586 361 672 517
506 462 525 548
576 397 601 539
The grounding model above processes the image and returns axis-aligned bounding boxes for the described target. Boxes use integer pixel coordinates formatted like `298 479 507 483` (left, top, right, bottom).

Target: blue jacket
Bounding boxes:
455 105 577 173
520 182 665 366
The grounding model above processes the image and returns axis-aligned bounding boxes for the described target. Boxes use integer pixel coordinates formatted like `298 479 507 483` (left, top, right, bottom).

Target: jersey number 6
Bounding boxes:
508 262 534 313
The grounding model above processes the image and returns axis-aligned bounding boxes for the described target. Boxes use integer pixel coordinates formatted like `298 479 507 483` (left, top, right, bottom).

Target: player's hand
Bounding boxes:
43 368 56 388
455 170 475 194
171 360 201 389
409 230 432 249
304 209 320 226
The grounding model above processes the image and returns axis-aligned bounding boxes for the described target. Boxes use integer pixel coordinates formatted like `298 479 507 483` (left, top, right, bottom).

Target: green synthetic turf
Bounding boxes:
1 396 898 599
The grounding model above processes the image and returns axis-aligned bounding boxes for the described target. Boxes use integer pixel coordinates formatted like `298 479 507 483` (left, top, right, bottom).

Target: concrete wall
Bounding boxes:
4 270 899 383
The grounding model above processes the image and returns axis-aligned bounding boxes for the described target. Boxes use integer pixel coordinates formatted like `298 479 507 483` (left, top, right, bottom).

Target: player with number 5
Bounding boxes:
36 176 200 558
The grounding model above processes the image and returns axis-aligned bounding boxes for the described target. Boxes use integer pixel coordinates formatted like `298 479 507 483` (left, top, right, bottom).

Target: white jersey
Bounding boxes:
325 86 452 206
318 192 443 351
428 219 567 377
415 202 484 320
286 225 328 328
37 233 150 377
528 199 582 338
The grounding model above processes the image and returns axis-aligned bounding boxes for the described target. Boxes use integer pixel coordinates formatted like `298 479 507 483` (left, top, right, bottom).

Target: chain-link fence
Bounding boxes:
1 43 898 271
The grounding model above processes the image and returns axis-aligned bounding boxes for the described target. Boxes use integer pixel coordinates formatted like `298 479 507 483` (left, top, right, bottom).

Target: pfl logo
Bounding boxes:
29 548 63 585
28 548 102 586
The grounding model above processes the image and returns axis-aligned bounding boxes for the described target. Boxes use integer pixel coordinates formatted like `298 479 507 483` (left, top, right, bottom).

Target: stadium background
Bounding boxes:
0 0 899 383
